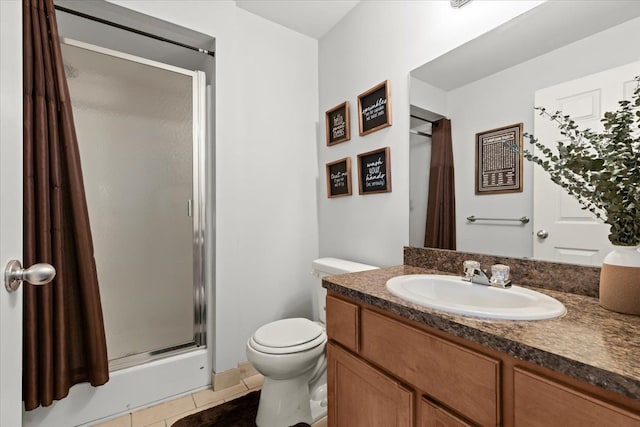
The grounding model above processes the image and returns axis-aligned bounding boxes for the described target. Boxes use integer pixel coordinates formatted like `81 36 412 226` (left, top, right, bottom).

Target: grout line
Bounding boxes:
119 378 266 427
126 382 250 427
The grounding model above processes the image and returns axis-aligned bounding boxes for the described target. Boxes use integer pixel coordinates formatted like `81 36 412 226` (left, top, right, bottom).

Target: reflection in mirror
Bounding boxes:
409 1 640 264
409 105 444 248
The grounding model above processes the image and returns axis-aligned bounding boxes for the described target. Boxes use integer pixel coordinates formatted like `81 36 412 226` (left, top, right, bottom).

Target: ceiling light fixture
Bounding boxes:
450 0 473 8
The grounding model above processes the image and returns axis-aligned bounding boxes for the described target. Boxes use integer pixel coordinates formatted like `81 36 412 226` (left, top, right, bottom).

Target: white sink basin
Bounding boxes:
386 274 566 320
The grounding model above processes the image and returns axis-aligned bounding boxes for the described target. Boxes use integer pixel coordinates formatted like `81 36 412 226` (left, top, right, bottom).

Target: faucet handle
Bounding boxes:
462 260 480 280
489 264 512 288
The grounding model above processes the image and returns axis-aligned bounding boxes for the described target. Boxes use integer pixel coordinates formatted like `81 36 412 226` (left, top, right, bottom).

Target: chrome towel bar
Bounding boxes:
466 215 530 224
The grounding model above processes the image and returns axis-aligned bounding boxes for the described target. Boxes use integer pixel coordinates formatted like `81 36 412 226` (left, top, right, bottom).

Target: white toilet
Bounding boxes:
246 257 378 427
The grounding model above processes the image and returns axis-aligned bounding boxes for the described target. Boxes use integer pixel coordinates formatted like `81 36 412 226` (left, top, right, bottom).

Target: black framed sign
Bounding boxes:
358 80 392 136
325 101 351 146
357 147 391 195
326 157 352 198
475 123 523 195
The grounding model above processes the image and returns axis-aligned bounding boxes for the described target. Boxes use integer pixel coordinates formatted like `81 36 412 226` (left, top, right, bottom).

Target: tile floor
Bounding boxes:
92 374 327 427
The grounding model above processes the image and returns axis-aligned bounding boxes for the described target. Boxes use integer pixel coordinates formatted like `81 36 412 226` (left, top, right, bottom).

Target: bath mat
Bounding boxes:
172 390 312 427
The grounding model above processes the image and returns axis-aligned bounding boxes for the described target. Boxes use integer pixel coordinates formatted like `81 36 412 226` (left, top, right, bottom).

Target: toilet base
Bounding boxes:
256 376 313 427
310 386 327 423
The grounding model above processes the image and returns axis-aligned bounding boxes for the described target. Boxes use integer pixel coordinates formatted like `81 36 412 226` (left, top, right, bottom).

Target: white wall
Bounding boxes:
409 134 430 248
447 15 640 258
109 1 319 372
410 77 448 116
318 1 544 267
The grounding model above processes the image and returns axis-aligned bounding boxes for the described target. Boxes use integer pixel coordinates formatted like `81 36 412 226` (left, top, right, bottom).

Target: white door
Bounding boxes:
532 61 640 265
1 1 25 426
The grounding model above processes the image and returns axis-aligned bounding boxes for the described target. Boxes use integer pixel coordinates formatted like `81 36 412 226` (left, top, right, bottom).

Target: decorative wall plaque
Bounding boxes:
325 101 350 146
475 123 523 195
358 80 392 136
326 157 352 198
357 147 391 194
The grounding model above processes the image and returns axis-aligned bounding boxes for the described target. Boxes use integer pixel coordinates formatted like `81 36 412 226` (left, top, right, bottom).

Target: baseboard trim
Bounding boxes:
212 361 259 391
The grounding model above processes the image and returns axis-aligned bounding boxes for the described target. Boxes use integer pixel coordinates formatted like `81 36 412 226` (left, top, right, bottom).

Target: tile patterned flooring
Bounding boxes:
92 374 327 427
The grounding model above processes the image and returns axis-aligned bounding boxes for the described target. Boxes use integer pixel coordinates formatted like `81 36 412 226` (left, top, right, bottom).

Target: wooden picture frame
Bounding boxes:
357 147 391 195
475 123 523 195
358 80 392 136
326 157 352 198
325 101 351 146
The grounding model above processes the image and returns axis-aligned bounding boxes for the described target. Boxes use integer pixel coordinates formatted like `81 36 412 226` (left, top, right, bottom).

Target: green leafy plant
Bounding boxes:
522 75 640 246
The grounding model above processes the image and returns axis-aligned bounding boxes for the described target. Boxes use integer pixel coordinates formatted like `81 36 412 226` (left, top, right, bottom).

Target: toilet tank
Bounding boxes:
311 257 379 324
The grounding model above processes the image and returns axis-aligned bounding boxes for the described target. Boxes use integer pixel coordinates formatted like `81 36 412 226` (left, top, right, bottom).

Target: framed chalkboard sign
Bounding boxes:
325 101 351 146
358 80 392 136
357 147 391 195
326 157 352 198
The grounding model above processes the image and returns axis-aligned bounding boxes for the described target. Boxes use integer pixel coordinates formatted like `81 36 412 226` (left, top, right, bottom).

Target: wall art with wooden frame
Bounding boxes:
326 157 352 198
475 123 523 195
325 101 351 146
357 147 391 195
358 80 392 136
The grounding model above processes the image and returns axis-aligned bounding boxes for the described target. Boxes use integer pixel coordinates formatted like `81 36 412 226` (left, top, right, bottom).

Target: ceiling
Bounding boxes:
411 0 640 91
235 0 359 39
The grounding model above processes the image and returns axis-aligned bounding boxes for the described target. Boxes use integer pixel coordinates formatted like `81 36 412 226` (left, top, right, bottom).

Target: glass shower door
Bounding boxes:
60 39 206 369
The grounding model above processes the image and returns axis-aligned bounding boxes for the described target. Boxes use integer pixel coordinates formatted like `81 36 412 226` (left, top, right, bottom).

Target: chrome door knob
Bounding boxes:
536 229 549 239
4 259 56 292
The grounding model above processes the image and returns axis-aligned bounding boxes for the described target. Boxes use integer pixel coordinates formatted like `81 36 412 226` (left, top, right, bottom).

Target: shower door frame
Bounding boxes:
61 38 208 371
21 33 212 427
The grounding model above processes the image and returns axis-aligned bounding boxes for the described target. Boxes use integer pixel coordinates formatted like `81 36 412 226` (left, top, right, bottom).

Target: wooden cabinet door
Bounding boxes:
361 309 499 426
326 295 359 352
419 397 473 427
327 342 413 427
514 367 640 427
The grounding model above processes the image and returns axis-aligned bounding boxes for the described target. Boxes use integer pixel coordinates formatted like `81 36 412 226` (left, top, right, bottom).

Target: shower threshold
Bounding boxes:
108 341 204 371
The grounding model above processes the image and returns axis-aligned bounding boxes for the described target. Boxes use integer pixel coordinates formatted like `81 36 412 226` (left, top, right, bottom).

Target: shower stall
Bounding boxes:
60 38 206 370
20 4 214 425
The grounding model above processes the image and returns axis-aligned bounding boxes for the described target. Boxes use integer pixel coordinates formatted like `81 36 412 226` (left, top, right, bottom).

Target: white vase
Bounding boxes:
599 245 640 315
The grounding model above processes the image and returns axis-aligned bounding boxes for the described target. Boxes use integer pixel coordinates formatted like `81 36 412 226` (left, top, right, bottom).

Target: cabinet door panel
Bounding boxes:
514 367 640 427
420 397 473 427
328 342 413 427
326 295 359 352
361 309 499 426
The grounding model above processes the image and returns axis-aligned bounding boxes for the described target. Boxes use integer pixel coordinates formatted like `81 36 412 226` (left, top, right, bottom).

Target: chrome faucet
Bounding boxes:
462 263 512 288
469 267 491 286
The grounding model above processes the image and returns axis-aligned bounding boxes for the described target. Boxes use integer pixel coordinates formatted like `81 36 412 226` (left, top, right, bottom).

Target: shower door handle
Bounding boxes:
4 259 56 292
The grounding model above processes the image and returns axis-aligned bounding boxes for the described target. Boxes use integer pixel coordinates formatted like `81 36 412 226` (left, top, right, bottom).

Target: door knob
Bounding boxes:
4 259 56 292
536 229 549 239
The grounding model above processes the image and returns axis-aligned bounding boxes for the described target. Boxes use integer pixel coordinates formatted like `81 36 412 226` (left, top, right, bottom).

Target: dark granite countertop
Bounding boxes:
322 264 640 401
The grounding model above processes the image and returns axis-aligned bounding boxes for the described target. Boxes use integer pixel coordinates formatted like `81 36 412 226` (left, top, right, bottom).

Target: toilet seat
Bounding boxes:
250 318 326 355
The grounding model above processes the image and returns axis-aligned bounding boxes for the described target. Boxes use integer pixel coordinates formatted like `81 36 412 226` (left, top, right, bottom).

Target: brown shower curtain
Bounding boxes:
23 0 109 410
424 118 456 249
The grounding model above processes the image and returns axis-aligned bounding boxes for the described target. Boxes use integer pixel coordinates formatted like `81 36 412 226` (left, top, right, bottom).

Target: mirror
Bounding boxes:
409 1 640 260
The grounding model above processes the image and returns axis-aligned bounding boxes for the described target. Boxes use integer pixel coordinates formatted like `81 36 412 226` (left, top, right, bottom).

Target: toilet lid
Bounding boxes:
253 318 323 348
